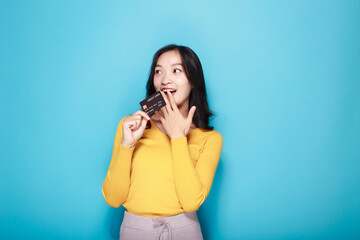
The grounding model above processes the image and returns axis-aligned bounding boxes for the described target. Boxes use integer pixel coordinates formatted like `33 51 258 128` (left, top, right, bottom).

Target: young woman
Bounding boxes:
102 44 223 240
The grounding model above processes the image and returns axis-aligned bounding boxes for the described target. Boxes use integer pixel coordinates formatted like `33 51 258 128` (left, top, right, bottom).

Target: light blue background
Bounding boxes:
1 0 359 239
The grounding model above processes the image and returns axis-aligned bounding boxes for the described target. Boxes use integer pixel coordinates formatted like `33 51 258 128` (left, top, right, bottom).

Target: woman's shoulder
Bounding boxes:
118 114 132 123
114 115 132 131
189 128 223 152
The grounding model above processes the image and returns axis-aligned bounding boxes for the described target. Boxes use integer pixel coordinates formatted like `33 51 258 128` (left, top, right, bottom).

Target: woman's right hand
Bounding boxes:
121 110 150 148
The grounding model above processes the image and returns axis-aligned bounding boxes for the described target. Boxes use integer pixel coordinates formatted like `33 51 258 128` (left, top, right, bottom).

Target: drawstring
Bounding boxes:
153 218 172 240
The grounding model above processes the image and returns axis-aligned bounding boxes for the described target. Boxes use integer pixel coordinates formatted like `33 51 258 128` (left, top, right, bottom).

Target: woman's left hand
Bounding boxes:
157 91 196 139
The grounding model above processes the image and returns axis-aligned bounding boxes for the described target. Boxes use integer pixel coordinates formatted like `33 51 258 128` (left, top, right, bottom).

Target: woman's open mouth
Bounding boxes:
162 89 176 96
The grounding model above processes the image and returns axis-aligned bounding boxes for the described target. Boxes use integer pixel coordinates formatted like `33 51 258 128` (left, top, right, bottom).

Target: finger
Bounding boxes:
160 104 168 117
126 120 136 129
132 115 141 121
130 119 140 130
187 106 197 125
134 110 150 120
159 115 166 125
132 117 141 129
140 117 148 129
167 91 179 112
152 111 158 118
158 109 165 118
153 109 164 120
153 110 159 118
160 90 172 112
130 122 137 130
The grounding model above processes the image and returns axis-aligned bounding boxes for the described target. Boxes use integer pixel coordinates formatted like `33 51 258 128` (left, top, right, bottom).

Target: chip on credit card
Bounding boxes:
139 91 166 116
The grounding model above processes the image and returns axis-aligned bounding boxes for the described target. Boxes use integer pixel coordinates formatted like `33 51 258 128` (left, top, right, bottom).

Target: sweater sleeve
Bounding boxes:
170 132 223 212
102 115 134 208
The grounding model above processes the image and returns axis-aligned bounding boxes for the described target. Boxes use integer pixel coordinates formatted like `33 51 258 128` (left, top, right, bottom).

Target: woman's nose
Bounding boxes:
161 75 172 85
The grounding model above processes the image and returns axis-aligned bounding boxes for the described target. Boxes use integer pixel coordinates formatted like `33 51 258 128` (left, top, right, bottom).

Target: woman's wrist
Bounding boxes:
170 134 186 139
121 141 135 148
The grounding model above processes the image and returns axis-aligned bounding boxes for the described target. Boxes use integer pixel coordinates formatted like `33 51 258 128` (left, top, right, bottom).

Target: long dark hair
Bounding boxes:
146 44 214 130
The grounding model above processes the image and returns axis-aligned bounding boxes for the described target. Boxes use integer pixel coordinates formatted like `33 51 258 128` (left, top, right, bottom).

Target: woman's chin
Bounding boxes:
150 114 158 120
150 111 163 121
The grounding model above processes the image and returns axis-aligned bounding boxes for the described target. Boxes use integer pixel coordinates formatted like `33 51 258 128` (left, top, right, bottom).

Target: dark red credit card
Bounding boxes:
139 91 166 116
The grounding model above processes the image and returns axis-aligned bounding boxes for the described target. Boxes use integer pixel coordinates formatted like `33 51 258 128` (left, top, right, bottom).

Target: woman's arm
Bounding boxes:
102 116 134 208
170 131 223 212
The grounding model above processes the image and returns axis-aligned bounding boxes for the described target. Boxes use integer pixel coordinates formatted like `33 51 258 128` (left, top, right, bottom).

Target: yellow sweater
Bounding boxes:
102 115 223 217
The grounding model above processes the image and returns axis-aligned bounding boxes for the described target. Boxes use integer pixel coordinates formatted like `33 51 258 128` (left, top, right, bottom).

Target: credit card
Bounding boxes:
139 91 166 116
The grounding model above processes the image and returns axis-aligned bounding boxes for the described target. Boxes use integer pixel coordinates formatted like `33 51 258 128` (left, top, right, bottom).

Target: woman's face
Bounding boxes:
153 50 192 110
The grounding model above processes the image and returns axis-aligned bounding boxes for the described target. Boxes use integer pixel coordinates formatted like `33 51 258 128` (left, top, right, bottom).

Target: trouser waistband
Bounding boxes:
122 210 199 231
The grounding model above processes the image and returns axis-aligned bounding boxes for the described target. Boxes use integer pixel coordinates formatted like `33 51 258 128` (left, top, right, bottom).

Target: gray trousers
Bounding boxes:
119 210 204 240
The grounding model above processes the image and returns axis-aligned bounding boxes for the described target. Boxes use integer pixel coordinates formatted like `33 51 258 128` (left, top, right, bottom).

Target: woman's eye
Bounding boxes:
174 68 181 73
155 69 161 74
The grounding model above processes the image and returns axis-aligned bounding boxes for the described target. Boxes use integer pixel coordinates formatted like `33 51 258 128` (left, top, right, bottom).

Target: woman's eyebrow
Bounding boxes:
156 63 183 67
